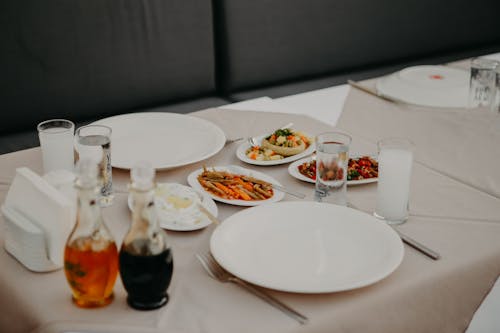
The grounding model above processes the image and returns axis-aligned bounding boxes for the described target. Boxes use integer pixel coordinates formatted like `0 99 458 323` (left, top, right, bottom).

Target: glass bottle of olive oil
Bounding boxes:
64 159 118 308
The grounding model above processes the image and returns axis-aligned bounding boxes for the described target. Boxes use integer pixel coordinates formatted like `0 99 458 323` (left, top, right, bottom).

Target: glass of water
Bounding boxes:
37 119 75 175
314 132 351 206
468 58 498 109
75 125 113 206
374 138 414 225
490 66 500 113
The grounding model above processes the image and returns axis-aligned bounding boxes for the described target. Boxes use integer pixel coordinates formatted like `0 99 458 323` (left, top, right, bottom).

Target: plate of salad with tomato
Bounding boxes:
288 155 378 185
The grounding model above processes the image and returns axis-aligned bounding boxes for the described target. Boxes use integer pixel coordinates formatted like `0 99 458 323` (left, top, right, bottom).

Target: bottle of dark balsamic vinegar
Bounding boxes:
119 161 173 310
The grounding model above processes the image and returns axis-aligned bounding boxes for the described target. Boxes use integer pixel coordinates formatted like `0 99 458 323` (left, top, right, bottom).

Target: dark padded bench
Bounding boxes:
2 0 500 154
0 0 228 154
214 0 500 101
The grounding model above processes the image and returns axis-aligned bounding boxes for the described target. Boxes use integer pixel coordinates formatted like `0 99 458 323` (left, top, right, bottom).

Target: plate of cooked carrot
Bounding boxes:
187 165 285 206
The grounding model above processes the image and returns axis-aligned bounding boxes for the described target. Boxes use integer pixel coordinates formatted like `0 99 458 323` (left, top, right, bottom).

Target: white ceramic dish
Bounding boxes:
128 183 218 231
236 134 315 166
92 112 226 170
288 156 378 186
187 165 285 206
211 202 404 293
376 65 469 108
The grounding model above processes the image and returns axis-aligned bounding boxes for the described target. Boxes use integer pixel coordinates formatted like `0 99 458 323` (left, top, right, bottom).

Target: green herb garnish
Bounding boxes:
267 128 293 139
347 169 359 181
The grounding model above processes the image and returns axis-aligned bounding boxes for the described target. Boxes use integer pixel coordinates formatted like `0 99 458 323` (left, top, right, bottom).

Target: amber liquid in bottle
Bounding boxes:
64 237 118 308
64 159 119 308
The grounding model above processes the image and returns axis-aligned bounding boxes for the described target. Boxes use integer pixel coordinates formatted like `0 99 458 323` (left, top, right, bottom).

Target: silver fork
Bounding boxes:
196 252 308 325
225 137 244 146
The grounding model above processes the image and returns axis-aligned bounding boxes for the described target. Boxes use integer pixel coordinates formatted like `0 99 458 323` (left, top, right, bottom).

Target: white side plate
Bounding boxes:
128 183 218 231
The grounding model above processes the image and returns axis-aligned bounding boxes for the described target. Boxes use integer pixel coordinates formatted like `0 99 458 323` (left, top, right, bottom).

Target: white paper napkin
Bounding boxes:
4 167 75 267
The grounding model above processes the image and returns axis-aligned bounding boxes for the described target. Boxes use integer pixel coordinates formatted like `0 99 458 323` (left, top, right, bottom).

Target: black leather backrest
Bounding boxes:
0 0 216 133
215 0 500 93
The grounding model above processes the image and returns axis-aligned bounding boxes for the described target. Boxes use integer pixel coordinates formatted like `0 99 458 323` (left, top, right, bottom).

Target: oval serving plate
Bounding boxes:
187 165 285 206
288 156 378 186
236 134 315 166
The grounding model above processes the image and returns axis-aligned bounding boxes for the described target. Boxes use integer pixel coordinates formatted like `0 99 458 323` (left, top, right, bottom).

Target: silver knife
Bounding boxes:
393 228 440 260
347 202 440 260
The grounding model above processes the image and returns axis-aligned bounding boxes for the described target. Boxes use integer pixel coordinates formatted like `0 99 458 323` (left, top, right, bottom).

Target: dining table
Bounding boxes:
1 59 500 333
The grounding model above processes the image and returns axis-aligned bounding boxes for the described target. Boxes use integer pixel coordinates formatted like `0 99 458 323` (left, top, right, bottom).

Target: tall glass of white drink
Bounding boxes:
374 138 414 224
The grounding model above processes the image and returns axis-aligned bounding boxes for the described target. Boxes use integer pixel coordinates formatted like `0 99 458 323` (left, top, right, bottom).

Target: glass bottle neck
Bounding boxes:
123 185 168 256
75 185 102 233
130 187 160 233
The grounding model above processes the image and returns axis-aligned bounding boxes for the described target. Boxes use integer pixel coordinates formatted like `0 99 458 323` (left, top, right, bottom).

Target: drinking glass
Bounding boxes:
37 119 75 175
490 66 500 113
75 125 113 206
468 58 498 109
314 132 351 206
374 138 414 225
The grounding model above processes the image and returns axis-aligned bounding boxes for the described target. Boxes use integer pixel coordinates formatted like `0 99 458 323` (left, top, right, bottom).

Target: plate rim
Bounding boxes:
375 65 469 108
187 165 285 206
127 182 218 231
288 156 378 186
92 112 226 170
236 134 316 166
210 201 404 293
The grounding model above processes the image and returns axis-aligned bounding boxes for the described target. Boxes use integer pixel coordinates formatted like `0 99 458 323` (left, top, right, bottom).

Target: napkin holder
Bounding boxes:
2 168 75 272
2 205 60 272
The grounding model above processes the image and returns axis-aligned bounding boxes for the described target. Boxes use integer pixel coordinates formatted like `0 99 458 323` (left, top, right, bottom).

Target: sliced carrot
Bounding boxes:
199 169 273 201
199 179 228 198
230 186 252 200
214 182 237 198
235 177 254 191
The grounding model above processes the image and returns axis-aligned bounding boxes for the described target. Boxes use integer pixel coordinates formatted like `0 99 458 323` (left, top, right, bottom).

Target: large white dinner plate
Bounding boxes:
187 165 285 206
92 112 226 170
127 183 218 232
376 65 469 108
288 156 378 186
236 134 315 166
211 202 404 293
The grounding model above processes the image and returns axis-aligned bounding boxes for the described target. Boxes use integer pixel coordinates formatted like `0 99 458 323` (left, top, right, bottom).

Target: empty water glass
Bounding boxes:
75 125 113 206
468 58 498 109
314 132 351 206
374 138 414 225
37 119 75 175
490 66 500 113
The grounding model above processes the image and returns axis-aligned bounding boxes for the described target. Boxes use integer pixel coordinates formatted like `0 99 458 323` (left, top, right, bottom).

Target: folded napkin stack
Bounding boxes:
1 168 76 272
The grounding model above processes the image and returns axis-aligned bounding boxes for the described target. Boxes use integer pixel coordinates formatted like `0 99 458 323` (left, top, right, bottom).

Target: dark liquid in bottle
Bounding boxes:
119 243 174 310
